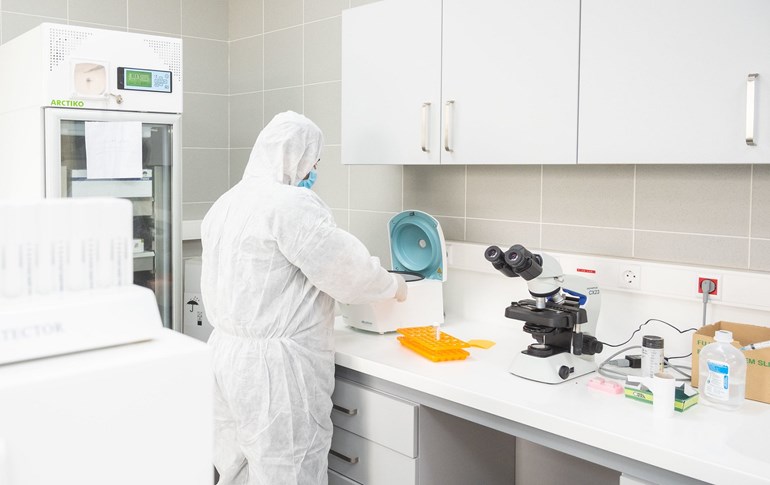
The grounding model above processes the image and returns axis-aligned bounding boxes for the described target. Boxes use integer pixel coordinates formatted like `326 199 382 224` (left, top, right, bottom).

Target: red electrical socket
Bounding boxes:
698 277 718 295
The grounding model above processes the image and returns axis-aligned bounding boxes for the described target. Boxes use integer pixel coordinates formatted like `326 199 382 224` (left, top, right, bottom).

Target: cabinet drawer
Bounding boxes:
328 468 361 485
329 426 417 485
331 378 417 457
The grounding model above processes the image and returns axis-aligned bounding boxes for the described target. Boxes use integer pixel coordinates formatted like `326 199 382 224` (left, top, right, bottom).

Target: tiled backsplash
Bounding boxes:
3 0 768 272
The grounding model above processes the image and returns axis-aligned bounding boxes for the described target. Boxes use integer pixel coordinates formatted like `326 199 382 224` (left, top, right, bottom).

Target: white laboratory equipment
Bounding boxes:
0 23 183 329
0 198 163 363
183 257 214 342
0 198 212 484
0 329 212 485
340 210 447 334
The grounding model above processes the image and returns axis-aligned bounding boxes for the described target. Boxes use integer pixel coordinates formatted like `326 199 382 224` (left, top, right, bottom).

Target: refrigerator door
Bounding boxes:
43 108 181 329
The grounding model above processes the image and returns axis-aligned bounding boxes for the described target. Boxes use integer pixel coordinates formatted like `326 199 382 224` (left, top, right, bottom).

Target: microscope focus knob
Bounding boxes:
558 366 572 380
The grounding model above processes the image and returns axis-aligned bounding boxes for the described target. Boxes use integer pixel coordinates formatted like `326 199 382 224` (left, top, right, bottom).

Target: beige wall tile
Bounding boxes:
314 146 348 209
128 0 181 34
230 35 263 94
229 0 263 40
182 148 230 203
542 224 632 258
304 16 340 84
3 0 66 17
304 81 341 144
349 210 397 266
1 13 63 43
69 0 127 27
183 93 229 148
229 93 263 149
466 219 539 249
403 165 465 217
264 26 302 89
542 165 634 228
183 202 214 220
264 87 303 125
182 0 228 40
264 0 302 31
349 165 402 212
634 231 748 269
332 209 349 231
229 148 251 186
749 239 770 271
635 165 751 236
350 0 381 6
435 216 464 242
305 0 348 22
467 165 540 222
751 165 770 238
184 37 229 94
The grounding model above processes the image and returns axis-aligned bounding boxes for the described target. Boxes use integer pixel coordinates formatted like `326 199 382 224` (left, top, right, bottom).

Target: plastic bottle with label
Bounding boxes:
698 330 746 411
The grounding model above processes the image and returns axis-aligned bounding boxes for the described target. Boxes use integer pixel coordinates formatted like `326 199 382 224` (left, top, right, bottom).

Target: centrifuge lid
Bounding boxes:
388 210 447 282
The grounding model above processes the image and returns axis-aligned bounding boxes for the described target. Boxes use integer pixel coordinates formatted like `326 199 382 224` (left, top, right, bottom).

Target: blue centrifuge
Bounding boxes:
340 210 447 334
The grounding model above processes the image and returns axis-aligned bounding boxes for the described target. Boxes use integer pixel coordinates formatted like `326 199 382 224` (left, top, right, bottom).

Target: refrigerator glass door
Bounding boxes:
44 108 181 329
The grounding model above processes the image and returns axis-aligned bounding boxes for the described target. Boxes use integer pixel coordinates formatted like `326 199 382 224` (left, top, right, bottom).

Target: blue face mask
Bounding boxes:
298 169 317 189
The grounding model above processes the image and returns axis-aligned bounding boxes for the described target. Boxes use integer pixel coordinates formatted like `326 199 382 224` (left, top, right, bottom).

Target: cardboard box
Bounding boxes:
624 382 699 412
692 321 770 404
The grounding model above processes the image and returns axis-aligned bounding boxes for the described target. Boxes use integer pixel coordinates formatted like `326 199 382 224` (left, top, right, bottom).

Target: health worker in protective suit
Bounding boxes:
201 111 407 485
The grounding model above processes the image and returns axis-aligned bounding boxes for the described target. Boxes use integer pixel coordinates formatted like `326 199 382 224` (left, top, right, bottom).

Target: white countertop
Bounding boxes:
334 317 770 485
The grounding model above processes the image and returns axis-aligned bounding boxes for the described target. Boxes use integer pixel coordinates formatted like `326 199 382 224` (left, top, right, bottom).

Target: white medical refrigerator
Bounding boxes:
0 23 183 329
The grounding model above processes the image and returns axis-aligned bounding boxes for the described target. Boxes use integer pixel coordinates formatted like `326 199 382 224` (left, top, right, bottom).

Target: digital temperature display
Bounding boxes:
117 67 172 93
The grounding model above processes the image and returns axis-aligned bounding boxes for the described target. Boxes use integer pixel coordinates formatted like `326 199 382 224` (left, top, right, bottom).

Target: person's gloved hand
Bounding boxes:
393 273 408 302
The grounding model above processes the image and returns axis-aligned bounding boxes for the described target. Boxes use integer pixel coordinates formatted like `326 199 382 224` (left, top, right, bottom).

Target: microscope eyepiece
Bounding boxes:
484 245 518 278
504 244 543 281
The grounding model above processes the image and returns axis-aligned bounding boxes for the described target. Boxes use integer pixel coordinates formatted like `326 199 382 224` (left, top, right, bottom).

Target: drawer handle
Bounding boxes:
329 448 359 464
332 404 358 416
746 73 758 146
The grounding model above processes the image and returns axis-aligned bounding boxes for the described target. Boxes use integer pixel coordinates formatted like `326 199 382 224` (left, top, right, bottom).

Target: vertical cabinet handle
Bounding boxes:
421 102 431 152
329 449 359 464
332 404 358 416
444 100 455 152
746 73 759 146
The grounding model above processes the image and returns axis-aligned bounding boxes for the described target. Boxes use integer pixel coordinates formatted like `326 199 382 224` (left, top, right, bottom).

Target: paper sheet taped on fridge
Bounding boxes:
85 121 143 179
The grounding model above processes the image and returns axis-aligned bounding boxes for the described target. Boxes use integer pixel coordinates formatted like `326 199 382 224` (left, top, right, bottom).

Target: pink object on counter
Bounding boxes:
587 377 623 394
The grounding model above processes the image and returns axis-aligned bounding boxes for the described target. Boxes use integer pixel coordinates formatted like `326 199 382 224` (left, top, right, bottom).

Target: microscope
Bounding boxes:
485 244 603 383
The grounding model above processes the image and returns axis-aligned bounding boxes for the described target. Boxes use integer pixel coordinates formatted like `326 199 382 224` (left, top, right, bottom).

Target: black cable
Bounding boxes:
665 353 692 361
600 318 698 348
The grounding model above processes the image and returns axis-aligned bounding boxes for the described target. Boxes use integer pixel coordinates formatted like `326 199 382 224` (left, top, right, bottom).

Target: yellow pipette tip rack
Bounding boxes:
396 326 470 362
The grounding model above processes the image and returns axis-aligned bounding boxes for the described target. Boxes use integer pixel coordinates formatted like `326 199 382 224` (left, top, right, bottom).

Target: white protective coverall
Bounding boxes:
201 111 403 485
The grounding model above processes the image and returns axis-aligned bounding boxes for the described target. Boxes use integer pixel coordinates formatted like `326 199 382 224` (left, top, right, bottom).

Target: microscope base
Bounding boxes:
509 351 596 384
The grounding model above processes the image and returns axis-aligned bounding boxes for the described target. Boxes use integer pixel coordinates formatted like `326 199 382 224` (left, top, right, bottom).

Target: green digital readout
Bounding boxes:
125 70 153 88
117 66 173 93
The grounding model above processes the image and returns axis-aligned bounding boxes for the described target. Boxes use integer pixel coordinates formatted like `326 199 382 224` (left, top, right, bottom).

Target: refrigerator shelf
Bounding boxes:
134 250 155 272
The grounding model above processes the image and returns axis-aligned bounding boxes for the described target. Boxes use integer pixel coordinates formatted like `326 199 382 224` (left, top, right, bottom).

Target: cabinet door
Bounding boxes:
341 0 442 165
579 0 770 164
441 0 580 164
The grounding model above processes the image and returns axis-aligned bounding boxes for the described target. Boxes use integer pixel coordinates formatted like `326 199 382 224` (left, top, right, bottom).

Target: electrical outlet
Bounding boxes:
618 264 641 290
697 275 721 299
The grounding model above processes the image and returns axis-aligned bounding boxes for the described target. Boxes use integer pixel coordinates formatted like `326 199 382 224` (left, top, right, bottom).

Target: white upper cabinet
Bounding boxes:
579 0 770 164
341 0 442 165
341 0 580 165
441 0 580 164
